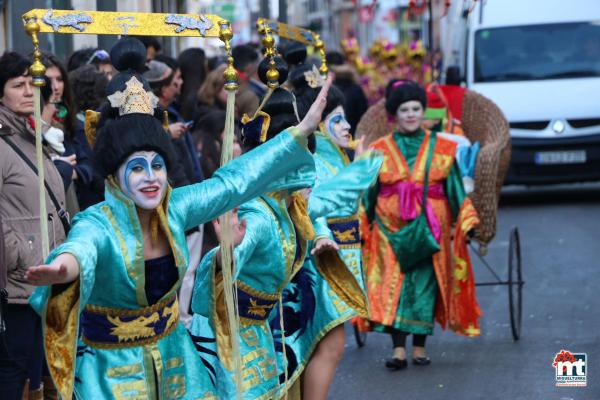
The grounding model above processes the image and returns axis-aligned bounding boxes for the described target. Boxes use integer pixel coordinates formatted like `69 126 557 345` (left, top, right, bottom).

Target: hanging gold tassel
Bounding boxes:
218 19 244 399
33 86 50 259
218 89 243 399
278 297 288 400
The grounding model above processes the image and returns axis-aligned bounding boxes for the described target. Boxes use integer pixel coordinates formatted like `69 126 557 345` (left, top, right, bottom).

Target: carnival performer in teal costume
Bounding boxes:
24 38 324 400
270 60 382 399
189 62 336 397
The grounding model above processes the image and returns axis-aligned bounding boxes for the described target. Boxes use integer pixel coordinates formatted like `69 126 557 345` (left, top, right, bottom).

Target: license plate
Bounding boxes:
534 150 587 165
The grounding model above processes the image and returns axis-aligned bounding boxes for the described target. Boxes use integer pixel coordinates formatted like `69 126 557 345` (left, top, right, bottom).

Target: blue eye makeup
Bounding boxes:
331 115 344 124
124 154 167 192
122 153 167 193
125 158 149 174
328 114 348 138
151 154 166 171
124 157 150 193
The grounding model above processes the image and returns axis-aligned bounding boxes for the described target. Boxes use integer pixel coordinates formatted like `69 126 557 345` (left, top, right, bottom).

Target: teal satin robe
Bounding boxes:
270 131 382 390
188 165 314 400
29 129 314 400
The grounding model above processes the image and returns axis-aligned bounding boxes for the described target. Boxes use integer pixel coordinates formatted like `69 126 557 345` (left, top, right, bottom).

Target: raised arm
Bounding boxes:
173 76 334 230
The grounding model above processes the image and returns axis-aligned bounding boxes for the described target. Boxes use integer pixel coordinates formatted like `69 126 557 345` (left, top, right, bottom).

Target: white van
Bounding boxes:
464 0 600 184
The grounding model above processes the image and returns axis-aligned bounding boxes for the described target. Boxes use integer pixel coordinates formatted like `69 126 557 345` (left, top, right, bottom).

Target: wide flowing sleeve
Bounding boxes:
312 216 333 241
171 128 314 231
308 151 383 220
445 161 468 221
28 213 106 400
231 206 270 269
444 160 481 336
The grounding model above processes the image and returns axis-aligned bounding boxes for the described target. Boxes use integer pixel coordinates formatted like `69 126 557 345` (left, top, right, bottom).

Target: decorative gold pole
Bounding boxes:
256 19 289 399
24 15 50 259
217 19 244 400
252 19 279 119
262 19 328 78
220 20 238 93
258 20 279 89
314 34 328 77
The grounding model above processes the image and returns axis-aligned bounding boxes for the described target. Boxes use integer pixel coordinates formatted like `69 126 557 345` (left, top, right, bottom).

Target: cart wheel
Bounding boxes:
353 322 367 348
508 226 523 341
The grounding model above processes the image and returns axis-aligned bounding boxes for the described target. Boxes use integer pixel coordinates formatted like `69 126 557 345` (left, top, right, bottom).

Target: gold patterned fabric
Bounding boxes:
287 192 315 242
80 294 179 349
236 281 279 326
313 249 369 318
43 281 81 400
327 215 361 249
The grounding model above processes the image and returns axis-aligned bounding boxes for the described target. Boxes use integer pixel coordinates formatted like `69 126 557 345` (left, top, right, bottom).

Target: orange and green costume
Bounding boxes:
360 129 481 336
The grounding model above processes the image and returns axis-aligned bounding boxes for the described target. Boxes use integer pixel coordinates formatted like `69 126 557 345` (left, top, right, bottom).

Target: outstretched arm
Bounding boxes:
25 216 102 293
25 253 80 286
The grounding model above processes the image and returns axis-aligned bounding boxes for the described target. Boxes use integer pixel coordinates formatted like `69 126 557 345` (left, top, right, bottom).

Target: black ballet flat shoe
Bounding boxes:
385 357 408 370
412 357 431 366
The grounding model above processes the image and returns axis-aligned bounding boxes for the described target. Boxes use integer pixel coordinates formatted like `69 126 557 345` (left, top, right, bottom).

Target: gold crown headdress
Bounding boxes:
84 76 159 148
304 65 326 88
409 40 427 59
107 76 159 116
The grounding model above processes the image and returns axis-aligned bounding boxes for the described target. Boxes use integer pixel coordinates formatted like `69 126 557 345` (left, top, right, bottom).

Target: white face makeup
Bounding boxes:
324 105 352 149
395 100 424 134
117 151 167 210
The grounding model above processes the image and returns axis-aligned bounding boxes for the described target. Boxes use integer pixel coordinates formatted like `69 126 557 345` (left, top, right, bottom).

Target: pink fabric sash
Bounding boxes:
379 181 445 242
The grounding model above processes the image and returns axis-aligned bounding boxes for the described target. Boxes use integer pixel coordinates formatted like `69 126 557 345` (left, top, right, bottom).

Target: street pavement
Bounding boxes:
329 183 600 400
